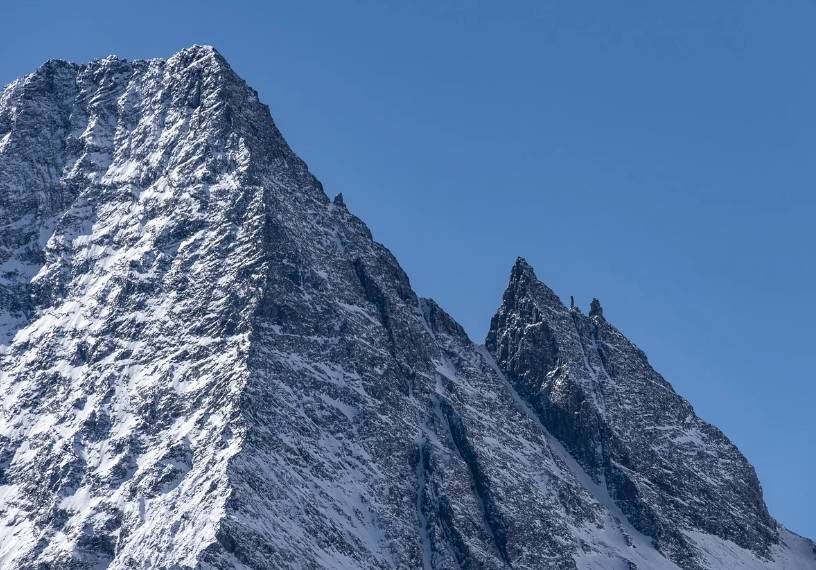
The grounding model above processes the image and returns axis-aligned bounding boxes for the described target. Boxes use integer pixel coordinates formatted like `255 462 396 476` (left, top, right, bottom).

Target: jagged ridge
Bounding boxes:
0 47 813 570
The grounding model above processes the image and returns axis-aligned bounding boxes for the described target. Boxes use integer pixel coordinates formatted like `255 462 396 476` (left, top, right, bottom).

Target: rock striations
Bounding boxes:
0 46 812 569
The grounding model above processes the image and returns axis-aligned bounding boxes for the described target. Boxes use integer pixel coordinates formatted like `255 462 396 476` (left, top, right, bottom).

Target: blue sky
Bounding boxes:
3 1 814 538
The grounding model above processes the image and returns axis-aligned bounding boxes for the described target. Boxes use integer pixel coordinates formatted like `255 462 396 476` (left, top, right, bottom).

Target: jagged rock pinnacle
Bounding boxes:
512 256 534 275
486 258 795 567
589 297 603 319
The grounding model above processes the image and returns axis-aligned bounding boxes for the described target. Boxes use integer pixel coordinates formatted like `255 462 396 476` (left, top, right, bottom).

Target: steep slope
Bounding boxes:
486 258 815 569
0 45 622 570
0 46 291 568
0 46 812 570
0 46 687 570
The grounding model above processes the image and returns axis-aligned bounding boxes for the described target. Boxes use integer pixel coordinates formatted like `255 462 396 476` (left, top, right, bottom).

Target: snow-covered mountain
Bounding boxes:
0 46 812 569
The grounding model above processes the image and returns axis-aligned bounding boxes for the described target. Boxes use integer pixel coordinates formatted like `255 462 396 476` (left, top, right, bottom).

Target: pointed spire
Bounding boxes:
498 257 566 316
333 193 346 208
514 256 531 268
510 256 536 282
589 298 604 319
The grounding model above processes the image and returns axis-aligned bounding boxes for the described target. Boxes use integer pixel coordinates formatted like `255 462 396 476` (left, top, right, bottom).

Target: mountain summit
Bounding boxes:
0 46 813 570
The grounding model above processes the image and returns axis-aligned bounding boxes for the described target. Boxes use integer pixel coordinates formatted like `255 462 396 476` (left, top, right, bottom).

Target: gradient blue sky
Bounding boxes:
3 1 814 538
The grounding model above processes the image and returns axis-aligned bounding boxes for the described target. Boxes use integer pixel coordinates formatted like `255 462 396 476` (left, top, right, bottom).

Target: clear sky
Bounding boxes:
3 1 814 539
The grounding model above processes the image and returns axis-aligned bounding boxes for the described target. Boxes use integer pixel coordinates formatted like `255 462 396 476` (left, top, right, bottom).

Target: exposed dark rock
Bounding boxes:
0 46 811 570
486 262 793 568
589 297 603 319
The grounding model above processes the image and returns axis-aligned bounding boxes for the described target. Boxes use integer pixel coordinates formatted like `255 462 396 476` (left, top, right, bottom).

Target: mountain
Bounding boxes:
0 46 812 570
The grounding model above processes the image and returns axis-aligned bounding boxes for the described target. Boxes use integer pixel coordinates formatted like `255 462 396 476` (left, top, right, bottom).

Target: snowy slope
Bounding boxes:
0 46 812 569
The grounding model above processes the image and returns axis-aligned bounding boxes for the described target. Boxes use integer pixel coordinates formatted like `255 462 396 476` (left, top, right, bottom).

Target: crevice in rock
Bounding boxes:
411 435 471 570
412 439 434 570
353 258 395 351
437 395 511 567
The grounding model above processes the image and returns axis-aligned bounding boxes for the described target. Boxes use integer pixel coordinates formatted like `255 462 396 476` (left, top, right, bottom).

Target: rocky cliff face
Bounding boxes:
0 46 812 570
485 259 796 569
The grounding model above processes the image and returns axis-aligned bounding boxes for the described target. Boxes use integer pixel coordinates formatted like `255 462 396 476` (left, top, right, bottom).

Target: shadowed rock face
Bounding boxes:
0 47 813 570
486 258 782 568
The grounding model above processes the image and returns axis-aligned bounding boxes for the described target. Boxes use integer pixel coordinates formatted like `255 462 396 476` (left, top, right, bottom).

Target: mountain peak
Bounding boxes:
502 257 564 313
0 48 812 570
507 257 541 297
487 259 786 567
180 43 222 57
167 44 229 69
511 255 535 279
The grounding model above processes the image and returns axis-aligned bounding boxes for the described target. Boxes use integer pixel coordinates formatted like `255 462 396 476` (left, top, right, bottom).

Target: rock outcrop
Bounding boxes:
0 46 812 569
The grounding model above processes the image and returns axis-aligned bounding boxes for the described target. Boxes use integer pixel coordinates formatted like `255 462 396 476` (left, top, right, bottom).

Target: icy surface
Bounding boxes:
0 46 812 569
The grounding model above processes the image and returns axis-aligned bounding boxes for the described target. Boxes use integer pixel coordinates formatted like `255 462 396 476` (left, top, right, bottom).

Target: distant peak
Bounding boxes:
167 44 230 71
502 257 566 311
514 256 531 269
511 257 536 281
179 44 222 57
589 298 604 319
